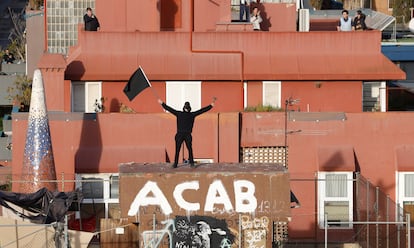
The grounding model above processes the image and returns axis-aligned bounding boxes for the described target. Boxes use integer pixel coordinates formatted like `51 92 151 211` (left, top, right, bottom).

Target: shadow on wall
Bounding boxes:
66 61 86 80
74 113 103 173
110 98 120 112
253 2 271 31
158 0 179 31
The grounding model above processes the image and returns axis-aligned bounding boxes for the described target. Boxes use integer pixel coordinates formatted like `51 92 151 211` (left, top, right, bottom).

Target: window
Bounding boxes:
388 0 394 9
76 174 119 219
263 81 281 108
397 172 414 226
46 0 96 54
71 81 102 112
362 81 386 112
318 172 353 228
166 81 201 110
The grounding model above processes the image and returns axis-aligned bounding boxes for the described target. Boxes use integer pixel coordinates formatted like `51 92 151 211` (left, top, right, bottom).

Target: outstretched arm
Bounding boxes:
158 99 178 115
193 97 217 116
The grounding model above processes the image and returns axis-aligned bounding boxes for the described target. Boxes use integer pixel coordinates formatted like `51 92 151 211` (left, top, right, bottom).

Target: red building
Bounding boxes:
13 0 413 246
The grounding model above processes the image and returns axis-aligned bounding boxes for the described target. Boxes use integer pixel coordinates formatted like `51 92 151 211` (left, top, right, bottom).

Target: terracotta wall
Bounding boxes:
37 54 67 111
241 111 414 239
99 81 243 113
99 80 360 113
11 111 230 191
94 0 297 32
259 3 297 32
245 80 362 112
13 111 414 195
282 81 362 112
97 0 160 32
102 82 166 113
11 110 414 240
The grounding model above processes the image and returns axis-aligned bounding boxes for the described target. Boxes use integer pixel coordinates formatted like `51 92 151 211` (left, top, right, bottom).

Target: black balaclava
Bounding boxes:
183 102 191 112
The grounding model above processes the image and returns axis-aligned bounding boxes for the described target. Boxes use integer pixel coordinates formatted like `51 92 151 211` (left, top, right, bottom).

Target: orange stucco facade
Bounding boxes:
11 111 414 242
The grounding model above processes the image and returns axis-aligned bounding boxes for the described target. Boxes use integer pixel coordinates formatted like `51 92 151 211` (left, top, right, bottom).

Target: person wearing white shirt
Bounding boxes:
337 9 354 31
250 7 263 31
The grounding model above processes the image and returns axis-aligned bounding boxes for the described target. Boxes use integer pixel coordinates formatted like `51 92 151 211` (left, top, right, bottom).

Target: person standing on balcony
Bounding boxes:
158 98 216 168
2 49 15 64
353 10 367 31
240 0 251 22
337 10 354 31
84 7 100 31
251 7 262 31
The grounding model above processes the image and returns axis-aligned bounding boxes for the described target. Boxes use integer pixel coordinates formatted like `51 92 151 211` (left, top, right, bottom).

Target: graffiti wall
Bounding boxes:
119 163 291 247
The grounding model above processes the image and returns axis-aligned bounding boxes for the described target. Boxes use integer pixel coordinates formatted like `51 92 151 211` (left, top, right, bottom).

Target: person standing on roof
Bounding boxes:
158 98 216 168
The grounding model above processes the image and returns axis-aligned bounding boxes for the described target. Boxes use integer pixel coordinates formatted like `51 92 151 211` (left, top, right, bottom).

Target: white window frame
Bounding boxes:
388 0 393 10
318 171 353 229
166 81 201 111
75 173 119 219
396 172 414 225
243 81 247 109
71 81 102 113
363 81 386 112
262 81 281 108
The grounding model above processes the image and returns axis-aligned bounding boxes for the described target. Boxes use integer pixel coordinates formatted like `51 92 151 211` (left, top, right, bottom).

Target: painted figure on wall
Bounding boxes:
173 216 234 248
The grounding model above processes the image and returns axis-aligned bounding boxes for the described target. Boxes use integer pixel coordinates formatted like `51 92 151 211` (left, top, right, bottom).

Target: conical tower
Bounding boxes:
19 69 57 193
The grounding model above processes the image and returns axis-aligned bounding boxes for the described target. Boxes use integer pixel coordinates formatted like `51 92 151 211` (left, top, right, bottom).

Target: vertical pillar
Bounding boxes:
19 69 57 193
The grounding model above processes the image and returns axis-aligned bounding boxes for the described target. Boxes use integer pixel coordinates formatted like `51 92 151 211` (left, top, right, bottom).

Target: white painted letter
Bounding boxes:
204 180 233 212
234 180 257 213
173 181 200 211
128 181 172 216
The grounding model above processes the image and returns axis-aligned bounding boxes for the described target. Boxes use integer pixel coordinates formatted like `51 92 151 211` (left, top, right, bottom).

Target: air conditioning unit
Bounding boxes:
298 9 310 32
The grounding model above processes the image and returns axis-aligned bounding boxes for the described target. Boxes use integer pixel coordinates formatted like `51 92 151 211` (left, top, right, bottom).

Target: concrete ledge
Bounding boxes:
0 63 25 74
216 22 253 31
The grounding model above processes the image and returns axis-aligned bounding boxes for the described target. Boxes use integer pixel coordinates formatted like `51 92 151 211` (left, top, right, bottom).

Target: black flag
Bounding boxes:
123 66 151 101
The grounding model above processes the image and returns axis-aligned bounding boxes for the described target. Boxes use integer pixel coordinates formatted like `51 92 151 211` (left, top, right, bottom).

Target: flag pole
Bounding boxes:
139 66 160 100
149 86 160 100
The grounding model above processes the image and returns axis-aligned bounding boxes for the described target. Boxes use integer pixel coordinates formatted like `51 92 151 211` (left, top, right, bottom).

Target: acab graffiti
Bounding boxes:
128 179 257 215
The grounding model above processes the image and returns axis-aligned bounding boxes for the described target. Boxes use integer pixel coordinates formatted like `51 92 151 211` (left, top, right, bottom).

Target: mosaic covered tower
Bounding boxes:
20 69 57 193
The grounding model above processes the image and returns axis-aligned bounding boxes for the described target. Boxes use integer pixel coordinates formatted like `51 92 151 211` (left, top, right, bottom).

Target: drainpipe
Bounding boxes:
189 0 245 163
189 0 245 90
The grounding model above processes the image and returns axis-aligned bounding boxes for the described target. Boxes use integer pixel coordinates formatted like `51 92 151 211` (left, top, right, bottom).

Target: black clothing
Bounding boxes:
174 132 193 166
161 102 213 165
84 14 100 31
353 14 366 31
161 103 212 133
3 53 15 63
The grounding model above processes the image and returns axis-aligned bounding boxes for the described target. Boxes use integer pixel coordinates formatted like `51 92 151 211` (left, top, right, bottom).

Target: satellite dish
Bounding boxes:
409 18 414 33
